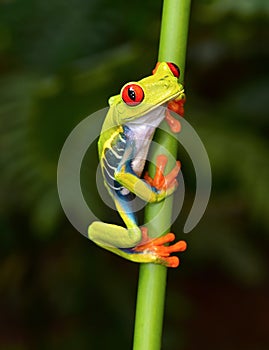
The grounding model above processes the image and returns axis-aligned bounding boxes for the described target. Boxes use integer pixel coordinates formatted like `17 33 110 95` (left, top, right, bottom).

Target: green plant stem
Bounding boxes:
132 1 191 349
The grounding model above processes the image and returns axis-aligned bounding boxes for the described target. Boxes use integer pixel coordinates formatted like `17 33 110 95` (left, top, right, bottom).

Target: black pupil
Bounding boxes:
128 87 136 101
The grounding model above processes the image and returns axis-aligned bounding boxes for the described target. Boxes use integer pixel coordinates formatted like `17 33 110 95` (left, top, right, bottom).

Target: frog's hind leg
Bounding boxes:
88 195 142 250
88 193 187 268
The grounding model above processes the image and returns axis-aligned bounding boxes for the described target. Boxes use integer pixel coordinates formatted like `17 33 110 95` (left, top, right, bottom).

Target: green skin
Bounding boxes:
88 62 184 265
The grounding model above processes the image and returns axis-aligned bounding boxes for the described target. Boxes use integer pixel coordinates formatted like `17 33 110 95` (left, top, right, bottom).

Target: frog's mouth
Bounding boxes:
125 104 167 129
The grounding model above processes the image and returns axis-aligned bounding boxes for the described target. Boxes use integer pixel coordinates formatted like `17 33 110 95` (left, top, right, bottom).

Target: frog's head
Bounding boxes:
108 62 184 124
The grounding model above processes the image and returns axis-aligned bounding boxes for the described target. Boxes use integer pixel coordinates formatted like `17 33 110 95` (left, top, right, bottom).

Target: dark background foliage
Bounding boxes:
0 0 269 349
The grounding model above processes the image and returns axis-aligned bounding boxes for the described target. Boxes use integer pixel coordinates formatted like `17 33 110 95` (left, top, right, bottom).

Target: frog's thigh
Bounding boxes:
88 221 141 248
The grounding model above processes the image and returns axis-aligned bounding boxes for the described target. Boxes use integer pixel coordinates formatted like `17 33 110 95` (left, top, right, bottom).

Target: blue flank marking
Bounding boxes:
114 157 138 224
120 247 143 254
124 159 135 175
116 191 137 224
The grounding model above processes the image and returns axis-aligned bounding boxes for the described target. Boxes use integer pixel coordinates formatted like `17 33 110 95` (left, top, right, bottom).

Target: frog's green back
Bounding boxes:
98 107 122 160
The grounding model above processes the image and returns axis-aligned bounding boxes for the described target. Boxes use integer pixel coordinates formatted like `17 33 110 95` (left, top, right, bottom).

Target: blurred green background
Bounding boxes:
0 0 269 349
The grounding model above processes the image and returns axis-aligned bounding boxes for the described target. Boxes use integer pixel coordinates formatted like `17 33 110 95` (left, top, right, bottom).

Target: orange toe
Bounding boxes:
144 155 180 192
165 110 181 133
165 256 180 268
134 232 187 268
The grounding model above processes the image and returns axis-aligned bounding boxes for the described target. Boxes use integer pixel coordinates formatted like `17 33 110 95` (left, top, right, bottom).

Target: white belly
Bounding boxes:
126 106 166 176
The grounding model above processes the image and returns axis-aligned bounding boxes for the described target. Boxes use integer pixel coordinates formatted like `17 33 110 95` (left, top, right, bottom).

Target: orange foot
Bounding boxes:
165 93 186 133
144 154 181 191
134 228 187 268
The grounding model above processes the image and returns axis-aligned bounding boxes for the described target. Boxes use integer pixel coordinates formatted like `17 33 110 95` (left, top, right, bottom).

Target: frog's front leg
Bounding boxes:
115 155 180 203
144 154 181 193
165 93 186 133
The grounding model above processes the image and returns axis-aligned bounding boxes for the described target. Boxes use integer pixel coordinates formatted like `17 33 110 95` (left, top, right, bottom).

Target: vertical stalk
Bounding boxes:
132 1 191 350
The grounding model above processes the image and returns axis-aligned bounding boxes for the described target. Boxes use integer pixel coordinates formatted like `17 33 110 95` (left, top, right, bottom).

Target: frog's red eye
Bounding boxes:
167 62 180 78
121 84 144 106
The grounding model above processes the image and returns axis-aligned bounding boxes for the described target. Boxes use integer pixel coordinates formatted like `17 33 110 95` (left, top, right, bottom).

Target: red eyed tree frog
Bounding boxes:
88 62 187 268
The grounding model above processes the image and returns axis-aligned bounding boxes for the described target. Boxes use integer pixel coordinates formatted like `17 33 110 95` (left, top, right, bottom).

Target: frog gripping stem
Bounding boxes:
144 154 181 192
165 93 186 133
134 229 187 268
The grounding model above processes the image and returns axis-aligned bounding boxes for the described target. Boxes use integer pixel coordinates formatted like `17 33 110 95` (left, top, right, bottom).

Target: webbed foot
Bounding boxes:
165 93 186 133
134 228 187 268
144 154 181 193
